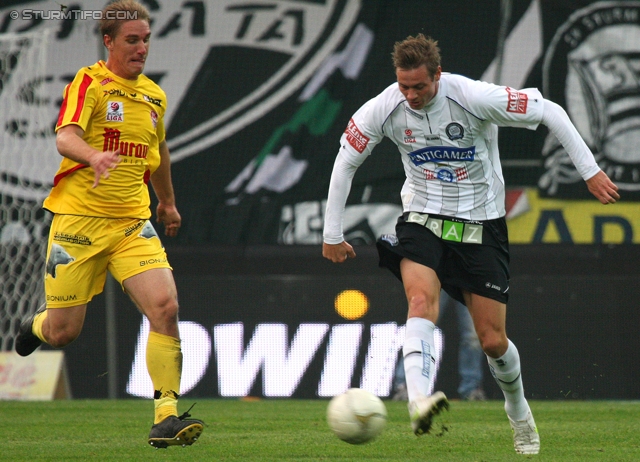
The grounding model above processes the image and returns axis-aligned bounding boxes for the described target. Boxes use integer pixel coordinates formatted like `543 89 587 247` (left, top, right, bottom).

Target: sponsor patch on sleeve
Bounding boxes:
505 88 528 114
345 118 369 153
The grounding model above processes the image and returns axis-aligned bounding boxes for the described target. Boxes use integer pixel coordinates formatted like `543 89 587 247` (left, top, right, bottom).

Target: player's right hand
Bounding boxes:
90 149 121 188
323 241 356 263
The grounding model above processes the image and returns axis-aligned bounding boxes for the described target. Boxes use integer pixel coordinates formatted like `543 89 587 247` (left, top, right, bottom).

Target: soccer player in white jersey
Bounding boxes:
322 34 619 455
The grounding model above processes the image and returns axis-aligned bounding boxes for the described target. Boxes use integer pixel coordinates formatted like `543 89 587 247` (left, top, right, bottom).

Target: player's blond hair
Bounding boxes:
100 0 151 42
392 34 441 78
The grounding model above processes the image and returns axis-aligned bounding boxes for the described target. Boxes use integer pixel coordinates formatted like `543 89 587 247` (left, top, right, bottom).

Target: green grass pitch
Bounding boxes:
2 399 639 461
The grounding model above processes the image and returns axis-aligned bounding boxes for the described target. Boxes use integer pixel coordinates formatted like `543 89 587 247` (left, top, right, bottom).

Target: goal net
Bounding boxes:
0 29 56 351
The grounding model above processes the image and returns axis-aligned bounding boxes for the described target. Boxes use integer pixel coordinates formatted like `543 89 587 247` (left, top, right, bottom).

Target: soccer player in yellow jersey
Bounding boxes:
15 0 203 449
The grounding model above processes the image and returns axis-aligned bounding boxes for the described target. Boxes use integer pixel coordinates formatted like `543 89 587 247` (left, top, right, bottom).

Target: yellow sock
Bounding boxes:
31 310 48 343
146 331 182 424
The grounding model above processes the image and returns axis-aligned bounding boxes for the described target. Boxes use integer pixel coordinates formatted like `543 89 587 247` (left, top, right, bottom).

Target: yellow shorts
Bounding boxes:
45 215 172 308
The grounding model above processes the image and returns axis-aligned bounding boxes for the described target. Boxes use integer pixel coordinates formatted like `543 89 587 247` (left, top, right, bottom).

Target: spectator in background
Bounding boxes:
393 290 486 402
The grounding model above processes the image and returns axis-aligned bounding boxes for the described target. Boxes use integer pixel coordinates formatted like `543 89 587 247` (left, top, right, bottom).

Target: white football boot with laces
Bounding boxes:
509 411 540 454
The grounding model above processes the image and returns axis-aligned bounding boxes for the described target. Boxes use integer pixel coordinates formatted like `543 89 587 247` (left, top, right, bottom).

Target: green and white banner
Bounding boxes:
1 0 638 244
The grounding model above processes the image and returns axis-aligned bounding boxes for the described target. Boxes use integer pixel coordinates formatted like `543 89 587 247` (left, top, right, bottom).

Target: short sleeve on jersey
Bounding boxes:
56 72 98 132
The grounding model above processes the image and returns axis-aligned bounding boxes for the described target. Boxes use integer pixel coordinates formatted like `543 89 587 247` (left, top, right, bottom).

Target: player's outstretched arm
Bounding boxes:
323 241 356 263
540 100 620 198
585 171 620 205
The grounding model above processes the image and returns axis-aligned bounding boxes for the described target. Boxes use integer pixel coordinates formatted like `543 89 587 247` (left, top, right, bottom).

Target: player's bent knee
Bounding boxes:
406 294 438 319
47 329 80 348
160 298 179 319
146 297 179 326
479 336 508 358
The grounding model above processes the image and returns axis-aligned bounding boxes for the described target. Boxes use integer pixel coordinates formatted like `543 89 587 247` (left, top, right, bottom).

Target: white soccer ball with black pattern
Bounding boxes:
327 388 387 444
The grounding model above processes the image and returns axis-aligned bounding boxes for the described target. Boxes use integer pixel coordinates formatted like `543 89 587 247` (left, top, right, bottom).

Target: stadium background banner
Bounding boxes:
1 1 639 398
2 0 639 245
48 245 640 400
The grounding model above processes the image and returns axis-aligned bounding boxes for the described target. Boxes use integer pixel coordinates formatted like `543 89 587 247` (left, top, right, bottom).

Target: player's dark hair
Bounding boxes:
392 34 441 78
100 0 150 43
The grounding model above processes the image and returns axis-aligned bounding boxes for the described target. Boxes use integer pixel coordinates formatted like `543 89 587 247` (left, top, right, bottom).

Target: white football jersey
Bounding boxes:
339 73 544 220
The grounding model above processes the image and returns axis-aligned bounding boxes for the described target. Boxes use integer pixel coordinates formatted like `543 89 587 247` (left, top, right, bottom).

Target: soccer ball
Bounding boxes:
327 388 387 444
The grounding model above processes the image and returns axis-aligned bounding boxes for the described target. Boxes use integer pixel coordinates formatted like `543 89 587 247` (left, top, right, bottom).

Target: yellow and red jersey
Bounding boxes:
44 61 166 218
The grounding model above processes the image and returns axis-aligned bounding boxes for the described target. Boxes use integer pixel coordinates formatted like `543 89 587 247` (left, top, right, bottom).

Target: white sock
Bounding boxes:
403 317 436 401
487 339 530 421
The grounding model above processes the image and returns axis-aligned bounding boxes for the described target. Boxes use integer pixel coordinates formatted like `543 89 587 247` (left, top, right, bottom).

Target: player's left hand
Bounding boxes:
156 203 181 237
586 171 620 204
